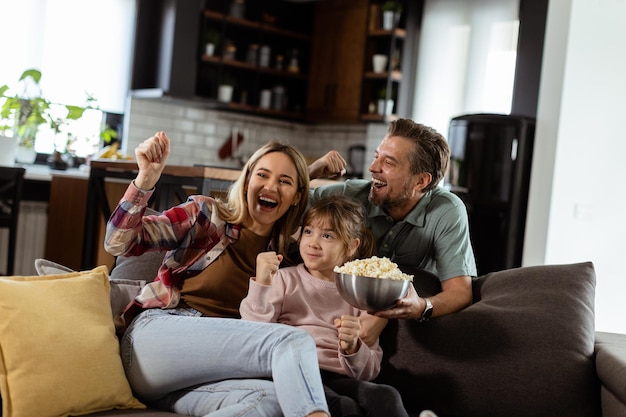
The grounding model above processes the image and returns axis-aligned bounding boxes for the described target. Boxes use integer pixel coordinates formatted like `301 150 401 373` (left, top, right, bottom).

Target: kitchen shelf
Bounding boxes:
359 0 408 122
363 70 402 81
197 2 313 120
368 28 406 39
203 10 312 42
201 55 308 80
360 113 398 122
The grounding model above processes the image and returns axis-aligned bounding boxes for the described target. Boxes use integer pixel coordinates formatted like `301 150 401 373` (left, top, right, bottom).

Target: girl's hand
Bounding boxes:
335 315 360 355
255 252 283 285
358 314 388 347
134 131 170 190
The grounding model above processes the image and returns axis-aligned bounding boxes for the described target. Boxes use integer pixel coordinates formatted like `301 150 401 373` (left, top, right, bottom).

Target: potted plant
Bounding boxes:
204 28 220 57
377 87 394 116
381 1 403 30
0 68 90 164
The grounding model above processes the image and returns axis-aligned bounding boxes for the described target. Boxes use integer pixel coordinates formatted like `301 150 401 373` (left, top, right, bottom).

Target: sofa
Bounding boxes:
2 253 625 417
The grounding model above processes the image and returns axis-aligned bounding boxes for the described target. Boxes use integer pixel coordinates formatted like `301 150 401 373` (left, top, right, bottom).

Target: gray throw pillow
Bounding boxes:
107 206 165 286
33 258 154 320
34 258 74 275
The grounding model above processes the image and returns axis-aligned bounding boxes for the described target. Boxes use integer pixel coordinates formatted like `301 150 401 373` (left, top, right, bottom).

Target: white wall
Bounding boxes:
524 0 626 333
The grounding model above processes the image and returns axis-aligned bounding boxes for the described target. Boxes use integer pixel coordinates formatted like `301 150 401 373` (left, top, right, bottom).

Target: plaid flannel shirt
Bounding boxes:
105 183 254 314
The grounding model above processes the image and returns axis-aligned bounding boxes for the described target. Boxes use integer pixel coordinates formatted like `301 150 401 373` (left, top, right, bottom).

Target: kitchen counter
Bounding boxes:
22 163 90 182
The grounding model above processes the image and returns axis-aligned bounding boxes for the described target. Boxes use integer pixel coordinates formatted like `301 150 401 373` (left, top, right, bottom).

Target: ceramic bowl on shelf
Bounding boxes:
334 272 411 312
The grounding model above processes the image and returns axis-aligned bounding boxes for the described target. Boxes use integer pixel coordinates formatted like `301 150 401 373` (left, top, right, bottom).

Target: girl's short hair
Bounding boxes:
302 195 375 260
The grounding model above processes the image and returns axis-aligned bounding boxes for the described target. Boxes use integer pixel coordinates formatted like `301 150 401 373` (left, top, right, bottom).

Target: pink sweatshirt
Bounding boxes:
240 264 382 381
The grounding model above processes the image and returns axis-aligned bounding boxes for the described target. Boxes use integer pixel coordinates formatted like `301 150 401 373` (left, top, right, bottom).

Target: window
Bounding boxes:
0 0 136 156
411 0 519 136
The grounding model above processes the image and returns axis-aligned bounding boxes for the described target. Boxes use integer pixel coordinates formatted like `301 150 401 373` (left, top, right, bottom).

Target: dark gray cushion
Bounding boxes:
108 250 164 316
109 251 164 284
107 207 165 314
376 262 601 417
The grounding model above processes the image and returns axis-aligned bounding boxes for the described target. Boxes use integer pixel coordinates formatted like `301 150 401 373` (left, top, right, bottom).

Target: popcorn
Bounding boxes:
334 256 413 281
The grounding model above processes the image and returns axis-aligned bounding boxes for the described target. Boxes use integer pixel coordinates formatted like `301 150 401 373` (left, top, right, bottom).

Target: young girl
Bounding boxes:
240 195 409 417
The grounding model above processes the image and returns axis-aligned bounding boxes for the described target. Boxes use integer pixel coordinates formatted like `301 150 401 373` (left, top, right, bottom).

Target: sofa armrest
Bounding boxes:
595 331 626 417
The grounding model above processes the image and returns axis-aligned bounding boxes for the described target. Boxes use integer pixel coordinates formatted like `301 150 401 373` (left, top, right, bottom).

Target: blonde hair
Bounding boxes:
301 195 375 261
216 141 309 257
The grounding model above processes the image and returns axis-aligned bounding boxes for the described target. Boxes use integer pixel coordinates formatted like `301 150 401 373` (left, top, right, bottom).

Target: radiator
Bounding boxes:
0 201 48 276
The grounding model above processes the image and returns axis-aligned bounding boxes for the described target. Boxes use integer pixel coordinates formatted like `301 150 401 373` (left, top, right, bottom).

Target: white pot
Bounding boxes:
260 89 272 109
377 99 395 116
205 43 215 56
15 145 37 164
372 54 388 73
218 85 234 102
0 135 18 166
382 11 396 30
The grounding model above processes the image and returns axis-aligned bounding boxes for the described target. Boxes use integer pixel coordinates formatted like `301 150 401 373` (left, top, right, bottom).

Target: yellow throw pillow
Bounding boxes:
0 266 145 417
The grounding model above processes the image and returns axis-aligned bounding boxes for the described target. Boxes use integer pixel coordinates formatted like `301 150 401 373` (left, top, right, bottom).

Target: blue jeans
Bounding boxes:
121 307 329 417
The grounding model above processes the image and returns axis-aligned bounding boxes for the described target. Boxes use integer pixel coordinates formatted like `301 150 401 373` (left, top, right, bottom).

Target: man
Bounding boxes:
308 119 476 336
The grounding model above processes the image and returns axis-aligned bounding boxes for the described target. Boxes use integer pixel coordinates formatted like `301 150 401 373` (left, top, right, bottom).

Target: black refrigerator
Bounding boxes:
445 113 535 275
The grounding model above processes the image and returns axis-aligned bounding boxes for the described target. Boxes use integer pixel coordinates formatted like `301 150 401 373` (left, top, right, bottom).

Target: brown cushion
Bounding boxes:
376 262 601 417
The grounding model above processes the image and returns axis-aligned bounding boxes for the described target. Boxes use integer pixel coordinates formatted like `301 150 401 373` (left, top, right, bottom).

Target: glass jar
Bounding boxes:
259 45 271 67
287 49 299 73
223 42 237 60
246 44 259 65
275 55 284 70
229 0 245 19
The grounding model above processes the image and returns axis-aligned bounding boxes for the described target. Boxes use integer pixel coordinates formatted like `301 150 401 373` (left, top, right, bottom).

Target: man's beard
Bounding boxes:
368 178 414 213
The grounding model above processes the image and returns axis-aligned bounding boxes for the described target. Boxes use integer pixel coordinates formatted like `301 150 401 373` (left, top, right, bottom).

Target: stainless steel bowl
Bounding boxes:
335 272 411 311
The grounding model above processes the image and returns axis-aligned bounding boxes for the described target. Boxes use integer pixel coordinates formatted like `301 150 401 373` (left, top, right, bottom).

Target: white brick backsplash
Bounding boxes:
125 96 375 173
182 133 207 146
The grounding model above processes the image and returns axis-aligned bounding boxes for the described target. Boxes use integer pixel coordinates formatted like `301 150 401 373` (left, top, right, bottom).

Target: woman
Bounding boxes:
105 131 330 417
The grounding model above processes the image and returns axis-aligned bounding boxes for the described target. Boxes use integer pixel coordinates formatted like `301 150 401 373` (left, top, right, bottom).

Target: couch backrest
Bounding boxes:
107 241 601 417
376 262 601 417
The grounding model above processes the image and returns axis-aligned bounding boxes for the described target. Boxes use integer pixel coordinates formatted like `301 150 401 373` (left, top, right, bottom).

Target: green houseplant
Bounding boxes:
0 68 91 163
377 87 394 116
381 1 403 13
217 73 237 102
204 28 220 56
381 1 402 30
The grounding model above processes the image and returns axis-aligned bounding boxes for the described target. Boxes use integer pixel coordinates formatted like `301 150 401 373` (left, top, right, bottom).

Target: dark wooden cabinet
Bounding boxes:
305 0 369 123
130 0 418 124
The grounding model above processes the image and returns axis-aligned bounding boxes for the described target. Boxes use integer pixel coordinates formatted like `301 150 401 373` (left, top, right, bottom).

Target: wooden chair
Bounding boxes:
0 167 26 275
